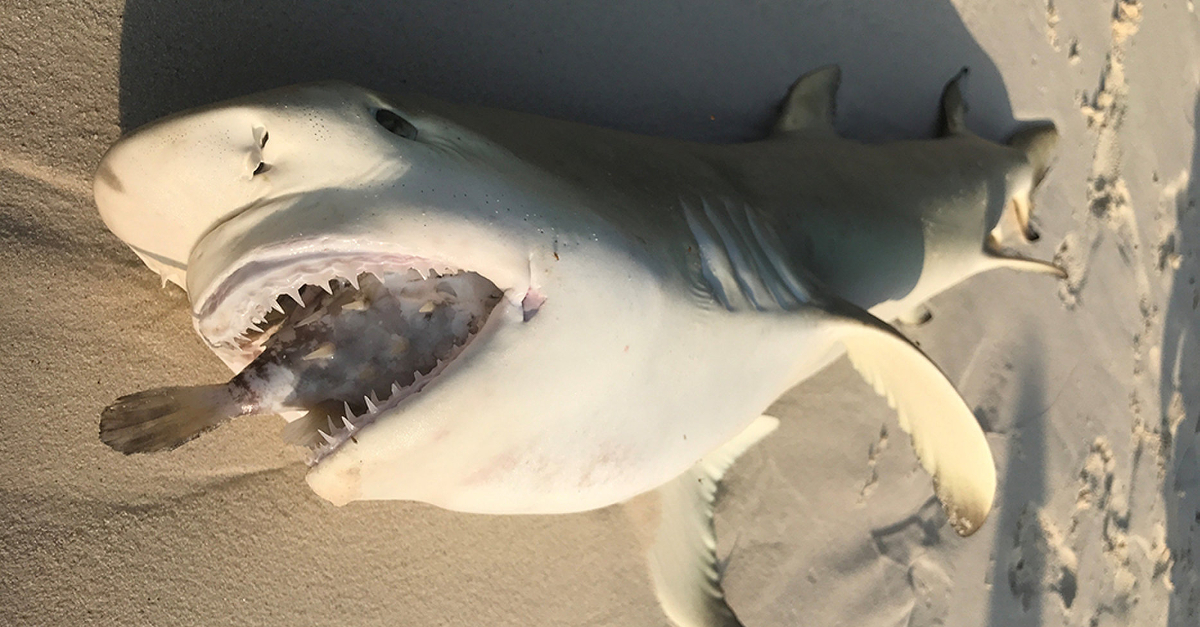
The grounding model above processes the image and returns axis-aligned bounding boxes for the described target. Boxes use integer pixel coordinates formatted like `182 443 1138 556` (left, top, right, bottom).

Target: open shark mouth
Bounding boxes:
196 255 504 464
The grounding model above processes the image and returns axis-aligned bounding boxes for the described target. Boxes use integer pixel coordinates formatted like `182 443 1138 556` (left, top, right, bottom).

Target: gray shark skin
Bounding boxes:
93 66 1060 627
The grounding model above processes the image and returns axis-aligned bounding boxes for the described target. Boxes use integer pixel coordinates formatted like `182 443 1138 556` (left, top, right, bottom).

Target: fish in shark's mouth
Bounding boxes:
101 264 502 462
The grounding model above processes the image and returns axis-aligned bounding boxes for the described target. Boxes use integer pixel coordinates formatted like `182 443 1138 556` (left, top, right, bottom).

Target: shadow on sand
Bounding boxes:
117 0 1018 143
1162 95 1200 626
985 335 1049 627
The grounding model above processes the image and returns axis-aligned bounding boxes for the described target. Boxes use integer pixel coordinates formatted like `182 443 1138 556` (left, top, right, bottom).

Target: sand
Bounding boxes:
2 0 1198 625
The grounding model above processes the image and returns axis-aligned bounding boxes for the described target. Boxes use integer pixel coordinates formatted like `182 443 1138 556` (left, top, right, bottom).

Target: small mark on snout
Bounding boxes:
94 161 125 194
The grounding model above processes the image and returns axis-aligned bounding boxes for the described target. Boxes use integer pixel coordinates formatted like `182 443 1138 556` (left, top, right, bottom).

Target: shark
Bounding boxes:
93 66 1061 627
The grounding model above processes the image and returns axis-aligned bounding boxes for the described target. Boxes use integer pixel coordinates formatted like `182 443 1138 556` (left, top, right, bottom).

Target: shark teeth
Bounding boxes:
304 340 475 465
199 255 496 463
209 257 460 354
285 286 304 306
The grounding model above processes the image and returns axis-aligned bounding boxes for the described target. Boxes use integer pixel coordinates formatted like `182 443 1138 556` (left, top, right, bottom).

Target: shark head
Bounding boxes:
93 82 424 289
93 82 764 514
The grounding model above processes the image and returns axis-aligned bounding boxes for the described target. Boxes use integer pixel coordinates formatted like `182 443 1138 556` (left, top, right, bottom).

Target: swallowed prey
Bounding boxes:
101 270 501 457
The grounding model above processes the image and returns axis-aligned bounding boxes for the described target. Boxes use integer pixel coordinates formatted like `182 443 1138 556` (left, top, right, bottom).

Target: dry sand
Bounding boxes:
2 0 1198 625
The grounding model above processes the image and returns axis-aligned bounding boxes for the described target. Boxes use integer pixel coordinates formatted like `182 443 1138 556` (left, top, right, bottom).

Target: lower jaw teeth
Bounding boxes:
260 268 502 460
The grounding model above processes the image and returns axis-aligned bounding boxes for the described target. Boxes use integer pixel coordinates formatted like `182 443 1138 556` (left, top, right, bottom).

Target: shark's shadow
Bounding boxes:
985 337 1049 626
1161 95 1200 626
118 0 1018 143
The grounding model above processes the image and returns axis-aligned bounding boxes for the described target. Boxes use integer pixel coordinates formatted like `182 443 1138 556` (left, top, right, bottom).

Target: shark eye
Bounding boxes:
375 109 418 140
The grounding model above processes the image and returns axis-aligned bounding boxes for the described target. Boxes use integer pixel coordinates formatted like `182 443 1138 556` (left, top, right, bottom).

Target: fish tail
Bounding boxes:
100 384 241 454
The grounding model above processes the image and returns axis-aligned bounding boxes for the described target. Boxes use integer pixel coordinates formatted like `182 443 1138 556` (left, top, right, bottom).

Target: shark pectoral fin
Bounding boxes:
823 299 996 536
938 67 970 136
641 415 779 627
772 65 840 136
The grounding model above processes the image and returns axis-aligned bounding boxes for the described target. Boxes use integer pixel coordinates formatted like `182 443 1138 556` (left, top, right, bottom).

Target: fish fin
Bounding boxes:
100 384 239 454
772 65 840 136
938 67 970 136
282 410 326 448
822 296 996 536
644 415 778 627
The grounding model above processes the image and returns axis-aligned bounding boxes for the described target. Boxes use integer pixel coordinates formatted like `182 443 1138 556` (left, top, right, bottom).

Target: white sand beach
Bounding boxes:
2 1 1198 625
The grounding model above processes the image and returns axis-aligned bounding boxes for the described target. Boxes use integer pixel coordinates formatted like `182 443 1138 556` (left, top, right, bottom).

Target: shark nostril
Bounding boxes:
253 125 270 149
250 126 271 177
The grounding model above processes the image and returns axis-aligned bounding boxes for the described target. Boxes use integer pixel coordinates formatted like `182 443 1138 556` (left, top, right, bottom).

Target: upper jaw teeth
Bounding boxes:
198 256 458 354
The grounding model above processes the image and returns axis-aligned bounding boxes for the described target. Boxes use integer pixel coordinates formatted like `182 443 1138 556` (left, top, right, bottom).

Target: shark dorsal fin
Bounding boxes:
772 65 841 136
939 67 970 136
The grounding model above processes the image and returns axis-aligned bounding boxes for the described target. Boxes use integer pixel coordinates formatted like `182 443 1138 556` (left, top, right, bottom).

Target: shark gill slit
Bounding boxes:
683 195 810 312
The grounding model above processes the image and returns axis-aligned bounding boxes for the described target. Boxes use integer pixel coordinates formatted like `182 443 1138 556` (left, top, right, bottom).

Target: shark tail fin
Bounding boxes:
998 121 1059 242
1008 121 1059 188
100 384 240 454
983 235 1067 278
642 415 779 627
